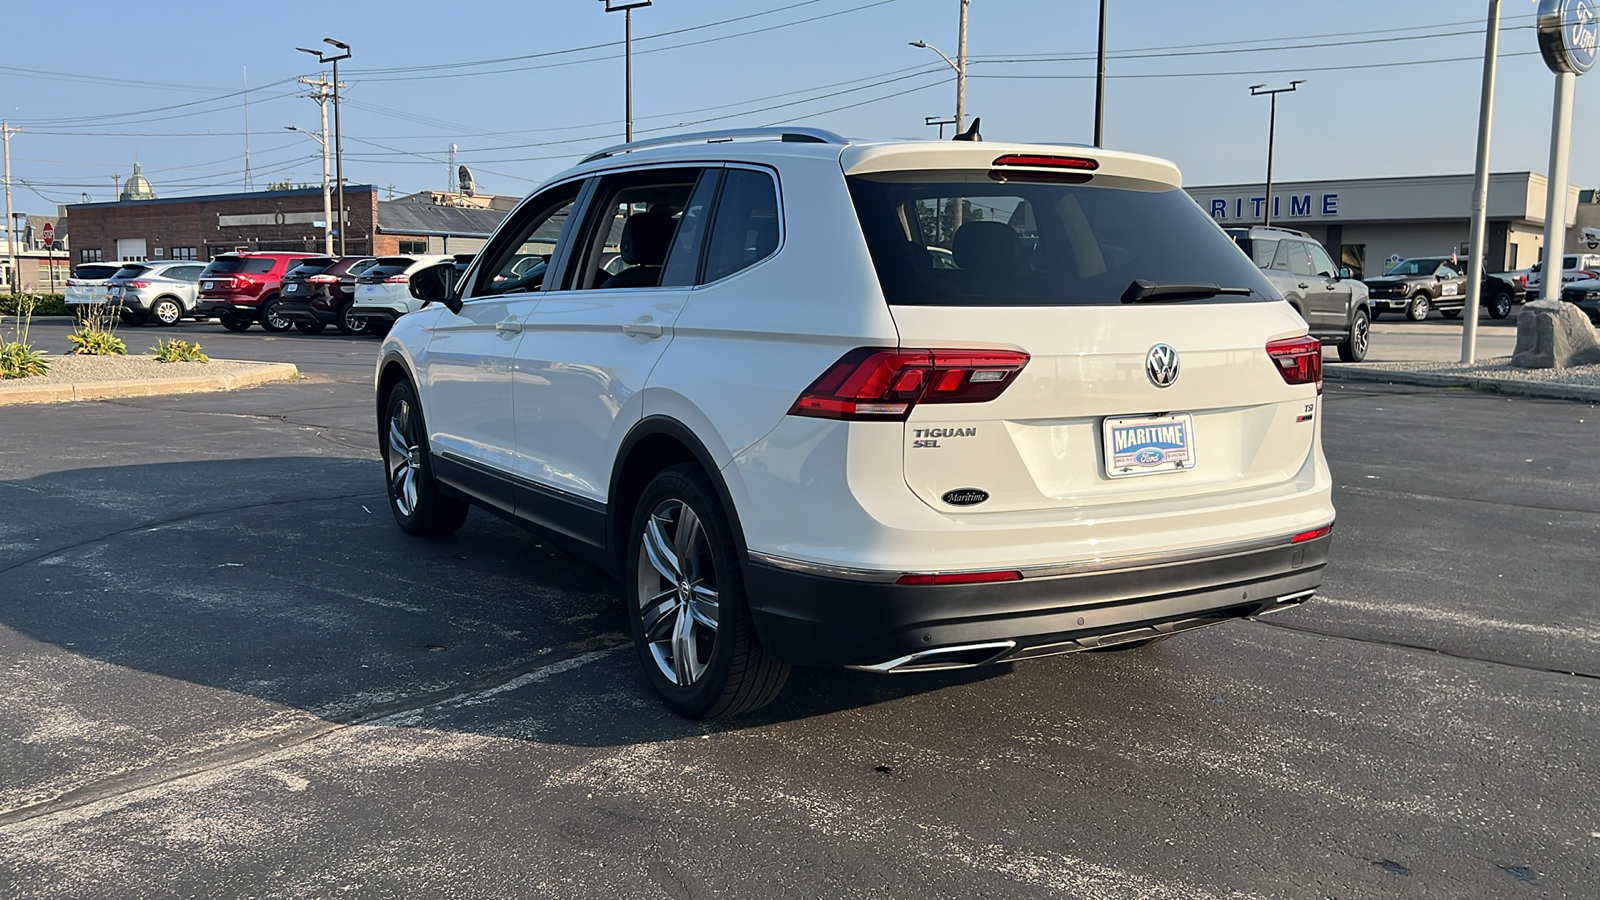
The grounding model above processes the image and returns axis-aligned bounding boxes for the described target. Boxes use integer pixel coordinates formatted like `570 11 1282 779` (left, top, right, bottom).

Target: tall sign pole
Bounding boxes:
1250 82 1304 230
1534 0 1597 310
598 0 652 143
1461 0 1503 363
2 121 16 296
1093 0 1107 147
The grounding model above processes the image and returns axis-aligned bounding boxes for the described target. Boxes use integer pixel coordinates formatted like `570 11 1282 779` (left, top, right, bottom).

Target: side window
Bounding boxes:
348 258 377 277
1438 263 1459 277
659 171 722 287
1286 241 1316 277
1268 239 1294 271
473 181 582 297
1307 242 1338 278
567 167 706 291
703 168 781 283
1246 238 1279 269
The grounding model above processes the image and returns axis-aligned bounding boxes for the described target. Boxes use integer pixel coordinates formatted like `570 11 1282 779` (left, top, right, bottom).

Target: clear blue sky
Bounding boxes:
2 0 1597 209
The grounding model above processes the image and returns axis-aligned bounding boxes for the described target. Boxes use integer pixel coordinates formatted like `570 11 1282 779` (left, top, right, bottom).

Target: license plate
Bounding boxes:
203 281 217 289
1102 413 1196 478
283 283 298 292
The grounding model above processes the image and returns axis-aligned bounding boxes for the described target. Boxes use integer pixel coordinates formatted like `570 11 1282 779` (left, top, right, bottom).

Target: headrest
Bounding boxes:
952 221 1021 274
619 211 676 267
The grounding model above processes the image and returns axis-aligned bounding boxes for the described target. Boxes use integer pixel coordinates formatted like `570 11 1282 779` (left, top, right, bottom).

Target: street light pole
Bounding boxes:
299 41 350 255
1461 0 1502 364
1094 0 1107 147
599 0 652 142
286 122 332 255
1250 81 1304 230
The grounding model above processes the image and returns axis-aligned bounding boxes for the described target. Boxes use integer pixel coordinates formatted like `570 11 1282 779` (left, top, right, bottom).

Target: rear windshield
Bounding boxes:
361 257 417 280
848 175 1275 307
285 258 337 278
202 257 275 275
112 265 151 278
73 264 122 280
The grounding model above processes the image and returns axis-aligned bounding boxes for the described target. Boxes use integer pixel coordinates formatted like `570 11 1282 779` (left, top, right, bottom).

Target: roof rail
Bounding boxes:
580 127 848 164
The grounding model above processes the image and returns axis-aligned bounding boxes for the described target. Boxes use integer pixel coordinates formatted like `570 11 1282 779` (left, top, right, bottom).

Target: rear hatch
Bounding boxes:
354 257 420 310
199 255 276 297
842 150 1321 516
65 263 123 304
281 257 338 303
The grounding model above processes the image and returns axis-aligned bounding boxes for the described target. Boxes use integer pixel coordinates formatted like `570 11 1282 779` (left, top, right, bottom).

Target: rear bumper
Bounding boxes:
196 293 259 316
349 305 404 324
273 300 321 323
744 531 1331 668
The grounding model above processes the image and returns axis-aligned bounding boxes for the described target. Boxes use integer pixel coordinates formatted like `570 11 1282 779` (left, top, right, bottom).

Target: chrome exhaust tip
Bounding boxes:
848 640 1017 674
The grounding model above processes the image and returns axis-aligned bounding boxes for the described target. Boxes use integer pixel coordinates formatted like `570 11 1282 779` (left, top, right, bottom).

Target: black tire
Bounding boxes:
257 296 293 333
1406 294 1431 321
1440 308 1461 320
151 297 184 327
625 464 789 719
382 380 469 538
294 321 327 335
118 310 150 327
334 301 371 336
1489 291 1513 319
219 315 252 332
1337 306 1371 363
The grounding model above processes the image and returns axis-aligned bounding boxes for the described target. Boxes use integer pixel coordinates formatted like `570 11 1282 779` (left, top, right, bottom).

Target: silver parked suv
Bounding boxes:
103 260 208 326
1228 226 1371 362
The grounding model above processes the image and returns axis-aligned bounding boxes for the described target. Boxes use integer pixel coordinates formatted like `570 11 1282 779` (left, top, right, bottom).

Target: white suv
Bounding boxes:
375 128 1335 718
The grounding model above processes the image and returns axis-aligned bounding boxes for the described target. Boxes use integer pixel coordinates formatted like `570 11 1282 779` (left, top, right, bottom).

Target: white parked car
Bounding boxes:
374 128 1336 718
1523 252 1600 300
64 261 139 316
349 254 455 333
103 260 208 326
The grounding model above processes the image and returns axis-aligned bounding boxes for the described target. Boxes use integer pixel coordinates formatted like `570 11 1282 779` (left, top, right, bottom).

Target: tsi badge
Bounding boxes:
1146 343 1180 388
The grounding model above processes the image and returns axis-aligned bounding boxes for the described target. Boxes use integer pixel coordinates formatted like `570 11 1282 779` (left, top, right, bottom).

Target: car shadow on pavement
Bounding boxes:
0 457 1019 750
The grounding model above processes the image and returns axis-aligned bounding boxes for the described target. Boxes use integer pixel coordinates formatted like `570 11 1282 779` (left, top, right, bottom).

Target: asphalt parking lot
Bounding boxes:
1 322 1597 898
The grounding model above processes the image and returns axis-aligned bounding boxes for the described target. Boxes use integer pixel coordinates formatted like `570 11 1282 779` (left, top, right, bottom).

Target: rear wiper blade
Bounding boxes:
1121 279 1254 304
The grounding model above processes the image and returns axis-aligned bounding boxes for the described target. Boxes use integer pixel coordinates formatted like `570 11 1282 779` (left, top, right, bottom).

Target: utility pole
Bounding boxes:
910 1 971 232
292 74 336 254
598 0 652 142
1249 81 1304 229
1461 0 1502 363
243 67 253 191
300 39 351 254
1094 0 1107 147
3 122 16 296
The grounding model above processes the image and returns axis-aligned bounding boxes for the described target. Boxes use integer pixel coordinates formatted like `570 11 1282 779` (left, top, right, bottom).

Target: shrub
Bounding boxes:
0 294 67 317
68 302 127 356
151 338 209 363
0 299 50 379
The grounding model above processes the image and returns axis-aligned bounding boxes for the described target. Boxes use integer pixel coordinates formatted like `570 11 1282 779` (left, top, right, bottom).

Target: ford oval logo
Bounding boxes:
1134 448 1166 466
1146 343 1180 388
941 488 990 507
1539 0 1599 75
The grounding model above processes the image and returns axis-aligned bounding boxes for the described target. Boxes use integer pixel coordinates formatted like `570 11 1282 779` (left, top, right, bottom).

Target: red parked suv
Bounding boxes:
195 251 313 332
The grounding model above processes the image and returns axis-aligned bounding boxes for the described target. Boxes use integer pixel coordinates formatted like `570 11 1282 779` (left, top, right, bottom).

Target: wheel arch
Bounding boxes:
609 416 749 576
375 351 414 448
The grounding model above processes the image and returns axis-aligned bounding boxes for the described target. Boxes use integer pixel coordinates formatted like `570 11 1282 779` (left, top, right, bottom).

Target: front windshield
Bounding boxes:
1386 258 1445 276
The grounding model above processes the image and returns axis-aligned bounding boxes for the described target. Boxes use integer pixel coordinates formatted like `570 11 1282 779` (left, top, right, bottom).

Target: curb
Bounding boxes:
1327 365 1600 403
0 362 300 406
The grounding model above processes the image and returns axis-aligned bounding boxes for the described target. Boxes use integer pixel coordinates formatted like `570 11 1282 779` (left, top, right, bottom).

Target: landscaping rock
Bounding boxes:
1511 299 1600 369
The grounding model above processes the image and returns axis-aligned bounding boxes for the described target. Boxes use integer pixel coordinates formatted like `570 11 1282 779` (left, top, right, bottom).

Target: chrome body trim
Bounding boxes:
845 641 1016 674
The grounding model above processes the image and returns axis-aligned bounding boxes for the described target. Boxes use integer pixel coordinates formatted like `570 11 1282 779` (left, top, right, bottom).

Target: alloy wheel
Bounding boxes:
342 305 369 334
386 398 423 517
154 299 182 325
1353 313 1370 357
635 498 721 687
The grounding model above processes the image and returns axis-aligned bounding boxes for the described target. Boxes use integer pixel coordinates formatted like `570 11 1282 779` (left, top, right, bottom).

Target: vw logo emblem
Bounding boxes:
1146 344 1180 388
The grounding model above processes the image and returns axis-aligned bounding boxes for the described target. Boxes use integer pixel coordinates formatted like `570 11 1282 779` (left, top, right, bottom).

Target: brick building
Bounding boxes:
64 186 510 265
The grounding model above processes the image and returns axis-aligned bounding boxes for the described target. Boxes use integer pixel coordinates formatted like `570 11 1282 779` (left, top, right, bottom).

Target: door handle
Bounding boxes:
1298 283 1310 289
622 322 664 338
494 320 523 334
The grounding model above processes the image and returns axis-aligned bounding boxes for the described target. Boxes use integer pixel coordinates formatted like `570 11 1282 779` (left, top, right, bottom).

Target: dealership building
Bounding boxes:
1187 171 1600 279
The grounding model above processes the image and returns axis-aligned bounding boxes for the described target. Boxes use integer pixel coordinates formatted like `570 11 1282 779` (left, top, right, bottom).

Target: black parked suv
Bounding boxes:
274 256 378 335
1227 226 1372 362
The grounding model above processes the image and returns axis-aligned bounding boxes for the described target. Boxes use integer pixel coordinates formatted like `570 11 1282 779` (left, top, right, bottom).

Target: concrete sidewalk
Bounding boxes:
1327 357 1600 403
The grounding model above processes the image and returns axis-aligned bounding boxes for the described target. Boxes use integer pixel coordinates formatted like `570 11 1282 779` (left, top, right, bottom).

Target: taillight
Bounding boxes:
124 281 150 288
383 274 410 284
230 275 250 289
789 347 1030 420
1290 524 1334 544
896 570 1023 586
305 274 338 284
1265 335 1321 391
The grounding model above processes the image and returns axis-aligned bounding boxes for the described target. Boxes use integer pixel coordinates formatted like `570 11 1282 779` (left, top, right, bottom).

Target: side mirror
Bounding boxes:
409 264 462 314
1338 266 1353 279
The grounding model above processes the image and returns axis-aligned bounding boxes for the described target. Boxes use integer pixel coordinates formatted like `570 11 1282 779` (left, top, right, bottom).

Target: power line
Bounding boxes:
969 50 1544 81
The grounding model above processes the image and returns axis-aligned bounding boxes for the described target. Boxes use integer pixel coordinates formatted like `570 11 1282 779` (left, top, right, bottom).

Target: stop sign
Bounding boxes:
41 222 54 246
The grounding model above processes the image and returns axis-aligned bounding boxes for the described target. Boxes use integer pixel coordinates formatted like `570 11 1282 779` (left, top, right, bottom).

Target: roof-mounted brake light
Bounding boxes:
989 153 1099 184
